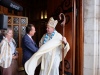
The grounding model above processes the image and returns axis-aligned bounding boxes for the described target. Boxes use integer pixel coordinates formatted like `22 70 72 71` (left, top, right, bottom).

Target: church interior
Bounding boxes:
0 0 84 75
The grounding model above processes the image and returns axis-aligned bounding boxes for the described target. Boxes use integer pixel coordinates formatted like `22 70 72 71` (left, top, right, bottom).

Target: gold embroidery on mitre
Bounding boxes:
47 17 58 28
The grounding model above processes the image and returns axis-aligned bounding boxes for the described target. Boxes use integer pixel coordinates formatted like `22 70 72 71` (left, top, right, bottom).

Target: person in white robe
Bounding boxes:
25 17 70 75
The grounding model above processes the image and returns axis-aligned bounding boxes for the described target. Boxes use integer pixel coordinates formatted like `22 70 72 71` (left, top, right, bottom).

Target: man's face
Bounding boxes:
30 26 36 36
46 25 54 34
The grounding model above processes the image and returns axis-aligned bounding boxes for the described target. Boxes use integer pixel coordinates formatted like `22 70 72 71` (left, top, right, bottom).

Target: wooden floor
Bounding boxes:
0 66 40 75
19 64 41 75
0 70 26 75
19 70 26 75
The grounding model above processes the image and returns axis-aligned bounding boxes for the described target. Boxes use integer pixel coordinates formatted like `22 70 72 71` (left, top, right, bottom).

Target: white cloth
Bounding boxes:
9 41 16 54
0 38 11 68
0 38 17 68
25 31 70 75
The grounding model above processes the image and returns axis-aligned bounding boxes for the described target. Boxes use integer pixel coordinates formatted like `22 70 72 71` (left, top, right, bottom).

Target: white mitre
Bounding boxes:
47 17 58 28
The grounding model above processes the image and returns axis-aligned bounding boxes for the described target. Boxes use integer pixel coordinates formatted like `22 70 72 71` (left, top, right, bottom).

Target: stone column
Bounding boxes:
84 0 99 75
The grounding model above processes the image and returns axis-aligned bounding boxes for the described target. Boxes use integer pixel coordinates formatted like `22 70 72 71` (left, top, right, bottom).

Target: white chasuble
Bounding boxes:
25 31 70 75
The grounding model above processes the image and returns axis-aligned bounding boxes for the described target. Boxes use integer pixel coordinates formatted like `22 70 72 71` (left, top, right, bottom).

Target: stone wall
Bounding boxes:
84 0 100 75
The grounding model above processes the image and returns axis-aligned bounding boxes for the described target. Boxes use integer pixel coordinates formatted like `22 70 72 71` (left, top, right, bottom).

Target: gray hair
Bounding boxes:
4 27 12 36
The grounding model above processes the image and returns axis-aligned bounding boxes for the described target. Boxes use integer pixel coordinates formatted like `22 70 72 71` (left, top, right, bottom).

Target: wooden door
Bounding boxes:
57 0 76 74
47 0 83 75
8 15 28 71
48 0 76 74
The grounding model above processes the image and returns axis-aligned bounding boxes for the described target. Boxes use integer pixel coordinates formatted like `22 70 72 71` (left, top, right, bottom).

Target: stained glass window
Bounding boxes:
21 18 26 24
8 17 12 24
21 26 26 38
13 26 19 47
13 17 19 24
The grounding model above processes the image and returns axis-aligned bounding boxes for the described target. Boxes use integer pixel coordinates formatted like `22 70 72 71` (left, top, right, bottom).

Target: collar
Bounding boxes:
27 34 32 39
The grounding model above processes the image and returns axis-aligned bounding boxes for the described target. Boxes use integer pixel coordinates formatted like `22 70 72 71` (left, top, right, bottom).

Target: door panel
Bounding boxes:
47 0 76 75
13 25 19 47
